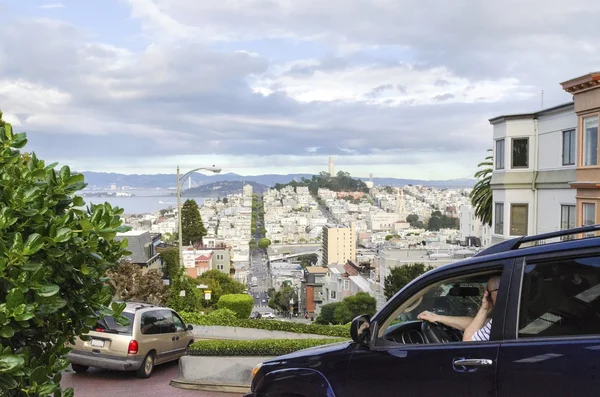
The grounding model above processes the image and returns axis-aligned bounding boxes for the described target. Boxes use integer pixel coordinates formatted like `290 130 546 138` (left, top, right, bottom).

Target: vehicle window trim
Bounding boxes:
372 261 513 349
140 310 162 335
511 249 600 342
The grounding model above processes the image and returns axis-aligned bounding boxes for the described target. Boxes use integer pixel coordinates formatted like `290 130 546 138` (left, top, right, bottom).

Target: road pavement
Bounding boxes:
61 362 235 397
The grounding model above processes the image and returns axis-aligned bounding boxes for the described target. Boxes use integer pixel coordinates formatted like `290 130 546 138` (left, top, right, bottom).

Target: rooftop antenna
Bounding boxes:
541 90 544 109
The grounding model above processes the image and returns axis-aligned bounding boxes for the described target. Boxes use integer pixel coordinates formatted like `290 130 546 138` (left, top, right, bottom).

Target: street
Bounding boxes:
61 362 235 397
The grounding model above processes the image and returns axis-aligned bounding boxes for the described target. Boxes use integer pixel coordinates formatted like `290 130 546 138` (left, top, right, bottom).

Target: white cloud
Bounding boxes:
40 3 65 9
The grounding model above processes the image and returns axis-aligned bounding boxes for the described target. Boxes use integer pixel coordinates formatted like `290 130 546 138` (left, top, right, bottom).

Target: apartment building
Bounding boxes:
300 266 328 315
243 184 253 197
490 72 600 242
321 223 356 265
182 245 231 277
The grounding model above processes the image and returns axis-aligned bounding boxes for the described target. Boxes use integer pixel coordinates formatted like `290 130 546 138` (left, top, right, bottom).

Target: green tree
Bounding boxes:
0 120 130 396
196 269 245 307
267 284 297 314
258 238 271 250
315 302 342 325
297 254 318 268
181 199 207 245
333 292 377 324
222 197 228 204
470 149 493 226
384 263 434 300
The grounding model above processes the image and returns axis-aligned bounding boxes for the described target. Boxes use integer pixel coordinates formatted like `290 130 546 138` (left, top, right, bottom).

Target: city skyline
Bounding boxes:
1 0 597 178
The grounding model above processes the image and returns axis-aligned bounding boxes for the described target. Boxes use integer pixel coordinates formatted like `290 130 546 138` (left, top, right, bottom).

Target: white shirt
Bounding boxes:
471 319 492 341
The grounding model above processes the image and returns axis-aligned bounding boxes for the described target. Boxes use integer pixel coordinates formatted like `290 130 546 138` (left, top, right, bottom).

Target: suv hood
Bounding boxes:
265 340 354 364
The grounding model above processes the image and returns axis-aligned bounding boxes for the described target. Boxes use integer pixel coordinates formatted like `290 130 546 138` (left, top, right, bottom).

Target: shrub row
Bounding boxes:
216 294 254 319
180 309 351 338
187 338 348 356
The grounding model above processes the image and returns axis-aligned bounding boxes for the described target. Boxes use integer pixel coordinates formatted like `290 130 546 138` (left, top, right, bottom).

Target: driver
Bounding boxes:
417 275 501 342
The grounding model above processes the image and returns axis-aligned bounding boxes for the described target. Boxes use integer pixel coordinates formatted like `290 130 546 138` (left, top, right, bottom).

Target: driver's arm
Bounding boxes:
417 311 473 331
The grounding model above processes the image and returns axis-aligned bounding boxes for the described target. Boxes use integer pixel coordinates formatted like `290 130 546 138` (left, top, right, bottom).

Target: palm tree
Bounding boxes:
470 149 493 226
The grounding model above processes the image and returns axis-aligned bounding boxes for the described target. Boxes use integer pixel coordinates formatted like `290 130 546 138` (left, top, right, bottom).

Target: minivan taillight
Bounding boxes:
128 340 139 355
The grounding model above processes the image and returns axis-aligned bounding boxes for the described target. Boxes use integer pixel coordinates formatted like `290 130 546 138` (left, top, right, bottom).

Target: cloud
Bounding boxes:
40 3 65 9
0 0 591 179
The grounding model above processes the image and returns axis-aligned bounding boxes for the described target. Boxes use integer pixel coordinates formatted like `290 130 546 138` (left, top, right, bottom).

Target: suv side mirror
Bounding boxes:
186 324 193 331
350 315 371 345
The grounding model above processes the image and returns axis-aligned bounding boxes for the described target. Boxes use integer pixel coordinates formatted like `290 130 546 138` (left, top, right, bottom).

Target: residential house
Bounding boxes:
115 231 162 274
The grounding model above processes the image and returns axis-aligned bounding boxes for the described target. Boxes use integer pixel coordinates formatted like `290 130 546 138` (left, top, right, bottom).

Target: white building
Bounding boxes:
243 184 253 197
489 102 577 243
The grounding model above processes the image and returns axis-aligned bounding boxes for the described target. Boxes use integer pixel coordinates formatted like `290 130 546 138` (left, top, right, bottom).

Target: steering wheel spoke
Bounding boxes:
421 320 457 344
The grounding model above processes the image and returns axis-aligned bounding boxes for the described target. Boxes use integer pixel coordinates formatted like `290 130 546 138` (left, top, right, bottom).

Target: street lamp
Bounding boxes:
177 165 222 269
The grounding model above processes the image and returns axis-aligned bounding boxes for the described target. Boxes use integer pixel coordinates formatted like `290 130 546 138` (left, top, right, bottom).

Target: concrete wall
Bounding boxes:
172 355 274 393
191 325 338 340
537 189 577 234
538 110 577 170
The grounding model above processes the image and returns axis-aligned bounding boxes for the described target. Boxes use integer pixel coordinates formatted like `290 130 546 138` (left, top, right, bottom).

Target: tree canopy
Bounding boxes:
384 263 434 300
258 238 271 249
0 118 130 396
268 283 298 314
196 269 246 306
406 214 425 229
108 259 168 305
181 199 207 245
274 171 369 194
426 210 459 231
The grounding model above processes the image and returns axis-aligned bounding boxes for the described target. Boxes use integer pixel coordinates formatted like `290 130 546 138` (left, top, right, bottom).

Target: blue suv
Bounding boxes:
246 225 600 396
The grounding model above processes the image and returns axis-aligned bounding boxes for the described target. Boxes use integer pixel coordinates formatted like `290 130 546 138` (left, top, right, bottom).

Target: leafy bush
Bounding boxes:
315 302 341 325
180 309 350 338
333 292 377 324
216 294 254 319
187 338 347 356
0 120 130 396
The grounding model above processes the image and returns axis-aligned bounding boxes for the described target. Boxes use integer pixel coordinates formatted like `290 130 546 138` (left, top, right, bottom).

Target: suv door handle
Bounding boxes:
453 358 493 367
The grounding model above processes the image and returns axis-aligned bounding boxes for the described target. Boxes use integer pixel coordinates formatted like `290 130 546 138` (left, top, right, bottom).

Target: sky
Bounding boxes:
0 0 598 179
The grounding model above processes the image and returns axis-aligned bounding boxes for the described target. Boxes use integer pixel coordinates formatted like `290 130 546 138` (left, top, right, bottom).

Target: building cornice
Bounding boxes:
561 72 600 94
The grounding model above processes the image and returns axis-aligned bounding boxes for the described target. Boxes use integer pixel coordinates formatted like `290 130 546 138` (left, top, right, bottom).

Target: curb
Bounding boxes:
170 378 250 394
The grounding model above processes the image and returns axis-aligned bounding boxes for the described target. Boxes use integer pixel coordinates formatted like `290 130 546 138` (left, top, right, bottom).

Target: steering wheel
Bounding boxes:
421 321 459 344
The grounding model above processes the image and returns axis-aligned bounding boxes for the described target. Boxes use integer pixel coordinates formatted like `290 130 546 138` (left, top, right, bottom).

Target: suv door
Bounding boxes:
346 261 512 397
498 253 600 396
169 311 191 358
140 310 171 364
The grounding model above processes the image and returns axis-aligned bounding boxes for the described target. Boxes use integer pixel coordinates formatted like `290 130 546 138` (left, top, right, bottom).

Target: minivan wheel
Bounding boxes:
136 353 155 379
71 364 89 373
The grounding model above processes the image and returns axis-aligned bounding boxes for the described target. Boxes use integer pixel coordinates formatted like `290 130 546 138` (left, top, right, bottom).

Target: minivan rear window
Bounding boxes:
93 312 135 335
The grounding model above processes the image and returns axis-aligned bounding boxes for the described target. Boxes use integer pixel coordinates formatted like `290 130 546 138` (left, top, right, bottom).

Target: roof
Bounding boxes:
115 231 158 265
305 266 329 274
561 72 600 94
489 102 574 125
349 276 371 292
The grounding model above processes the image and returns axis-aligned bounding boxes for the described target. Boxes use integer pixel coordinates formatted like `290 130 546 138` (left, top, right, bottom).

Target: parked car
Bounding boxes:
262 312 275 319
246 225 600 396
250 311 263 320
67 302 194 378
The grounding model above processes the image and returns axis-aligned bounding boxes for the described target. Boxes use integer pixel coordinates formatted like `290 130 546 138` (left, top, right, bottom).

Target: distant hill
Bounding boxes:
79 171 475 189
181 181 268 197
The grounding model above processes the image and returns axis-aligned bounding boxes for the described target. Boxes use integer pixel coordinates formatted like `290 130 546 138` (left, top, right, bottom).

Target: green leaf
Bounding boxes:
0 373 18 390
6 289 24 310
80 264 90 275
29 365 47 385
0 355 25 373
13 312 34 322
11 132 27 149
37 285 60 298
72 196 84 207
65 174 84 185
59 165 70 180
54 228 72 243
37 383 56 396
23 187 40 200
23 233 44 255
0 327 14 338
22 262 43 272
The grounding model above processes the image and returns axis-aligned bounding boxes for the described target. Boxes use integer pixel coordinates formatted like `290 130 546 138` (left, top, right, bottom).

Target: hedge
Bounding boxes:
217 294 254 319
180 309 351 338
187 338 348 356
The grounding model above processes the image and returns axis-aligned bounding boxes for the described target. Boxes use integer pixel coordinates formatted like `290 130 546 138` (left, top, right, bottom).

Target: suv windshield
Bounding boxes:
93 312 135 335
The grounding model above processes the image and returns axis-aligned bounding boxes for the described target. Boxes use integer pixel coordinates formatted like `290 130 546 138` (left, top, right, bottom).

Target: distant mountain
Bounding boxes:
181 180 268 197
79 171 475 189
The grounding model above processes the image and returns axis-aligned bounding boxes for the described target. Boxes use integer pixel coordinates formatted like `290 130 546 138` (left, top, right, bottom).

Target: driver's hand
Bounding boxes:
480 290 493 313
417 311 438 323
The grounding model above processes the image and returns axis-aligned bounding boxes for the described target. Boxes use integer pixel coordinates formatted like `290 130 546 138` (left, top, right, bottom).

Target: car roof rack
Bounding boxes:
474 224 600 257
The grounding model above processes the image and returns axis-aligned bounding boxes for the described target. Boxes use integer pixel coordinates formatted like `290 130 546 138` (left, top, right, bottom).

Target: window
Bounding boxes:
519 256 600 338
93 312 135 335
494 203 504 235
141 311 169 335
583 116 598 166
562 129 576 166
171 311 186 332
510 204 528 236
495 139 505 169
511 138 529 168
343 279 350 290
561 205 576 230
583 203 595 227
331 290 337 300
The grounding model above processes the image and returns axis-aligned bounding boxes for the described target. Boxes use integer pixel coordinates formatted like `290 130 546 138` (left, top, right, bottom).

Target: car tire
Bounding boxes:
71 364 89 373
185 341 194 354
136 352 155 379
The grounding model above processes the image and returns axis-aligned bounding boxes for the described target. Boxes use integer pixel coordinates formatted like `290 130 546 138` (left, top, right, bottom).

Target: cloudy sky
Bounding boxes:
0 0 597 179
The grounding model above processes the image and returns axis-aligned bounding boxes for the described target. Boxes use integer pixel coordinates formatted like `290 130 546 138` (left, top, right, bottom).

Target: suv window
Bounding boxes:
141 310 171 335
519 256 600 338
94 312 135 335
171 311 186 332
385 275 488 329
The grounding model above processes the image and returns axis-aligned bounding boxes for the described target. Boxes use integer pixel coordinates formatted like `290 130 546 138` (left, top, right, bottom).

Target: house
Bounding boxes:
300 266 328 315
115 231 162 273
